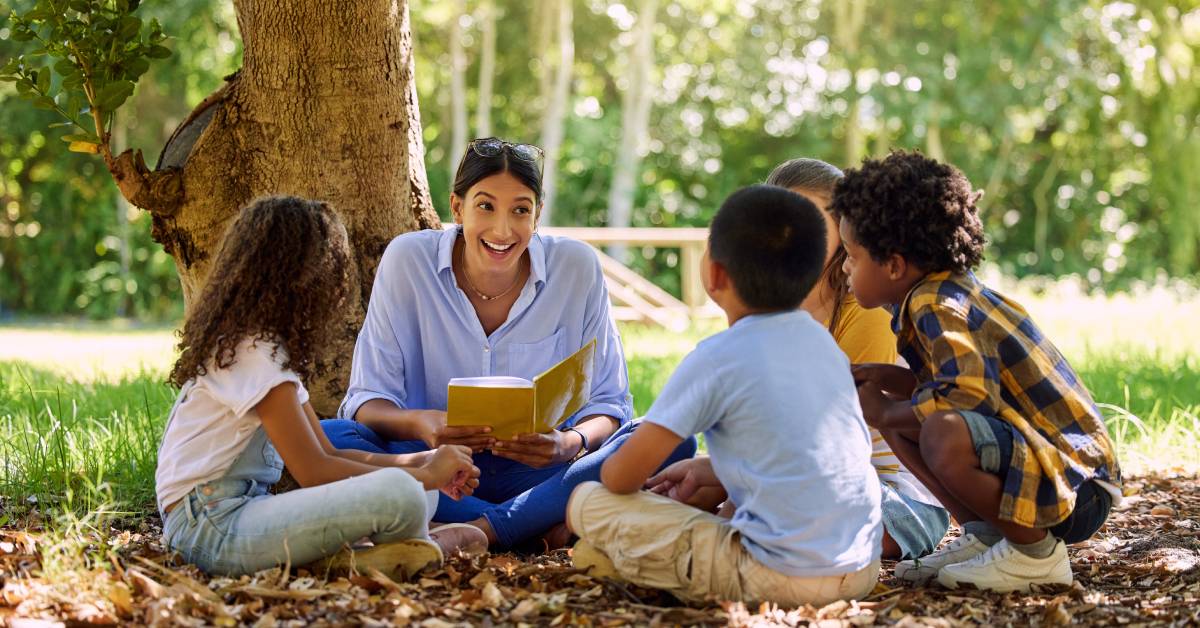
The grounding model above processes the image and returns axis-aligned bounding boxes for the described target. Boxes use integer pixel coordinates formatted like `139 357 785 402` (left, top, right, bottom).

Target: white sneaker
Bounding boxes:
937 538 1073 592
893 533 990 584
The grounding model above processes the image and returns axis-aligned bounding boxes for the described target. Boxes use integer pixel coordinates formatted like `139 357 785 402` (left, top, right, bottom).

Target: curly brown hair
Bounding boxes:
169 196 351 388
829 150 986 272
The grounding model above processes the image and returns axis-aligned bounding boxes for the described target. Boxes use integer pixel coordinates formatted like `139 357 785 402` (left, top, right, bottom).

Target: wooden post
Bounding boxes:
681 242 705 310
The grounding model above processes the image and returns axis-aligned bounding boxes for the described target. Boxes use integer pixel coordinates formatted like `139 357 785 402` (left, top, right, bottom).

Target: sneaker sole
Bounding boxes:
936 568 1072 593
571 541 621 580
318 538 443 580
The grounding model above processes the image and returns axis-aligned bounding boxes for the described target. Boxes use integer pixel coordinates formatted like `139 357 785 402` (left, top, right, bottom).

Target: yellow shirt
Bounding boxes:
823 296 940 506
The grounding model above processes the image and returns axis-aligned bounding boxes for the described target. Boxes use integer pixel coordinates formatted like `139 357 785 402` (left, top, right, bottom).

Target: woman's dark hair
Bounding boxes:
169 196 351 387
451 139 544 203
830 150 985 273
708 185 827 311
766 158 848 331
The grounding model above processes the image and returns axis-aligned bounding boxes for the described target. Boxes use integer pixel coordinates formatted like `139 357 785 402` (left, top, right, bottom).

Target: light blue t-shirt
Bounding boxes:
339 227 633 425
646 311 883 577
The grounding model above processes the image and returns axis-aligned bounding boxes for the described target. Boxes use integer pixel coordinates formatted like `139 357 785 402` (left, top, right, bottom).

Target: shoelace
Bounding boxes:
927 534 977 560
962 540 1014 567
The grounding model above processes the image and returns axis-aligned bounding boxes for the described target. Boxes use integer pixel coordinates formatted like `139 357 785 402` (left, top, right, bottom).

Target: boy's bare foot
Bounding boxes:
430 523 489 557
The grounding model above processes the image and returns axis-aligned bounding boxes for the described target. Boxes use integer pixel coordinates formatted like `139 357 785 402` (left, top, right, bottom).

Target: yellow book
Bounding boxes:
446 339 596 441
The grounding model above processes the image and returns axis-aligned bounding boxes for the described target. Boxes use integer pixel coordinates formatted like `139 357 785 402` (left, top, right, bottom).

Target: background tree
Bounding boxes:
3 0 438 413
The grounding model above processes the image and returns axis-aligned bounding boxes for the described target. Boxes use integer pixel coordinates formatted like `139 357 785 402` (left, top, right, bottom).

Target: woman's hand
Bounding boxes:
492 430 582 468
851 363 917 398
409 410 495 452
646 457 726 509
420 445 481 500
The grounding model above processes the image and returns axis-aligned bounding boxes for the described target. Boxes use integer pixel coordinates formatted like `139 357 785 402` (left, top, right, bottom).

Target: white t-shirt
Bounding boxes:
155 339 308 513
645 311 883 578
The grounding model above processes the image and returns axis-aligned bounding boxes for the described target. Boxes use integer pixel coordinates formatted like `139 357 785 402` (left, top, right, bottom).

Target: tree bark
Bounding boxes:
114 0 438 414
606 0 657 261
448 0 469 184
538 0 574 225
475 0 497 138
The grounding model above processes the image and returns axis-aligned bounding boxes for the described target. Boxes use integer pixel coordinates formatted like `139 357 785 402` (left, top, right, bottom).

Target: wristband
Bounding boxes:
564 427 589 461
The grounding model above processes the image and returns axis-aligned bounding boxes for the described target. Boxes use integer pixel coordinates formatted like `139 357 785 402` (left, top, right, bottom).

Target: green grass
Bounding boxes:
2 286 1198 524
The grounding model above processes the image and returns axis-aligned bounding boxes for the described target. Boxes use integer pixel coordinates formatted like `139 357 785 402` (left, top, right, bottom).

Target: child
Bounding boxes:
830 151 1122 592
766 157 950 561
155 196 486 579
566 185 883 607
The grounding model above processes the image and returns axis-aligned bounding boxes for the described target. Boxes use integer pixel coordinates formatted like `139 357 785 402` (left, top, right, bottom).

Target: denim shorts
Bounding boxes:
960 410 1112 543
879 483 950 560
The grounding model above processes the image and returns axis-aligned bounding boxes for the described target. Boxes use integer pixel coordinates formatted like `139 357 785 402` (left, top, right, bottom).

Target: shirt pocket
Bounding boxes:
501 328 567 380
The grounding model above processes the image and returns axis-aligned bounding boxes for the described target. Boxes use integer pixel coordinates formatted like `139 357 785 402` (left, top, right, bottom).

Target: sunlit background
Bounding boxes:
1 0 1198 320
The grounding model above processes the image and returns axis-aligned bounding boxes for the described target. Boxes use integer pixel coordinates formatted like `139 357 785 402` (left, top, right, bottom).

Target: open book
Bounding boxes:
447 339 596 441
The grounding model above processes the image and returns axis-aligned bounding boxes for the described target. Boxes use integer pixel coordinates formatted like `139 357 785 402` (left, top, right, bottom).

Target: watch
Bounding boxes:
564 427 589 462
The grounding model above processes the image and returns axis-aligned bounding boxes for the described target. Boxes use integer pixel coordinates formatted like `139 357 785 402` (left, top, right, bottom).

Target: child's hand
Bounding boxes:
851 363 917 398
856 380 892 428
646 457 725 508
411 410 495 452
421 445 481 499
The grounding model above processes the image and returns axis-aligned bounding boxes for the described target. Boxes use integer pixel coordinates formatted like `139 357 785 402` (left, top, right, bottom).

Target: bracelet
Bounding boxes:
564 427 589 461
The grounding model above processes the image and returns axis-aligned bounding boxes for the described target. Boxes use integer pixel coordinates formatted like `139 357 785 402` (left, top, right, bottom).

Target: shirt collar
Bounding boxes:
436 225 547 288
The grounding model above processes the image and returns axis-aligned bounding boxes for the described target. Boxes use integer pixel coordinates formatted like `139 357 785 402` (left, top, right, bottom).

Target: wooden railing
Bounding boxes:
541 227 715 330
444 224 716 329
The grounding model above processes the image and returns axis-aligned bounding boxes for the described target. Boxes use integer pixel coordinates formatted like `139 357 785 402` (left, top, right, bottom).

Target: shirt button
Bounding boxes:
202 486 213 496
484 346 490 353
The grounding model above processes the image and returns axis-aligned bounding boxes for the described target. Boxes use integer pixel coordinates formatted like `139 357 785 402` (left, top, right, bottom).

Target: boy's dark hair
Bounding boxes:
708 185 827 311
169 196 351 388
829 150 985 272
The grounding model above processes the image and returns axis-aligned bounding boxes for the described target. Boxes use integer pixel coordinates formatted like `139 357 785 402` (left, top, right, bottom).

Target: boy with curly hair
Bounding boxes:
831 151 1122 592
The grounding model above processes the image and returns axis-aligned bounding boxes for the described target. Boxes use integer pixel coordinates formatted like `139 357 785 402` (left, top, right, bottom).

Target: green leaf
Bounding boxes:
54 57 76 76
36 68 50 93
124 56 149 79
61 132 98 142
15 78 33 95
68 0 91 12
144 44 171 59
118 16 141 40
94 79 134 111
33 95 57 110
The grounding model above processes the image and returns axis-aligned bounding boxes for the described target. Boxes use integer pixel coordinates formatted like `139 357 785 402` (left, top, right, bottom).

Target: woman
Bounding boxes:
322 138 696 550
765 157 951 561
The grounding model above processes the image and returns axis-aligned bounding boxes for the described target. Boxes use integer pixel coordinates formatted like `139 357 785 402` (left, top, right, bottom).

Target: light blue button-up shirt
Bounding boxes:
338 226 633 427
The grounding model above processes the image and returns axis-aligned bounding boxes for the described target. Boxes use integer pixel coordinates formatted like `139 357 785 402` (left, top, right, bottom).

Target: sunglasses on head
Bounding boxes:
468 137 544 170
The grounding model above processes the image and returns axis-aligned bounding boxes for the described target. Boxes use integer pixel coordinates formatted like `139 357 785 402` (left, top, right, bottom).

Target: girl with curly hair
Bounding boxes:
156 196 486 580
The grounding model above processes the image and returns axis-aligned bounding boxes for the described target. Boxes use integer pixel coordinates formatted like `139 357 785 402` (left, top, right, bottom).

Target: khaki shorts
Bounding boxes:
567 481 880 607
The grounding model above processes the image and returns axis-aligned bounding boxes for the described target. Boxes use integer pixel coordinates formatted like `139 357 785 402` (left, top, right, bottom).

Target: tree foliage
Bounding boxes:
1 0 1198 319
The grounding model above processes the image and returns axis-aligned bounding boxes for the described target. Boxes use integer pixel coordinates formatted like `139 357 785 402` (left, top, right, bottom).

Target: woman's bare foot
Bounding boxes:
542 522 574 551
430 523 489 557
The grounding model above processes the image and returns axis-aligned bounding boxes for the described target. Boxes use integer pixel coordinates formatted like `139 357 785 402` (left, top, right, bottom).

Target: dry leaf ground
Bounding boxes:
3 473 1198 627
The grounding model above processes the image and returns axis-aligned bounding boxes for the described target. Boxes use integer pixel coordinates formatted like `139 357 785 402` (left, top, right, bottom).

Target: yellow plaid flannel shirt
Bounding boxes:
893 271 1121 528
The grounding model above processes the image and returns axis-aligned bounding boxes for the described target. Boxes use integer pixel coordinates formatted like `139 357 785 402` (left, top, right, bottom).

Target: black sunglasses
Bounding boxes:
468 137 544 170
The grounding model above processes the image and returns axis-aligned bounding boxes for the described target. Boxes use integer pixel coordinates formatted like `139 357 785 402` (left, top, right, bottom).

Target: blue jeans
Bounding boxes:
961 410 1113 543
322 418 699 549
162 427 436 576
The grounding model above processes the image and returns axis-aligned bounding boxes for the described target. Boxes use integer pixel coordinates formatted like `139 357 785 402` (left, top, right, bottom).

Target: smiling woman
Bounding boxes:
319 138 697 551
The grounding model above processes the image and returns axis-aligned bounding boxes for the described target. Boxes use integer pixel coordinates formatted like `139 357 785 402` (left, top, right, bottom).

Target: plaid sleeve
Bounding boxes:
909 299 993 422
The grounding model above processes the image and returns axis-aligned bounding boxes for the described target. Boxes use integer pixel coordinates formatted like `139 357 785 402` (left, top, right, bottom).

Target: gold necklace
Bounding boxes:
458 242 524 301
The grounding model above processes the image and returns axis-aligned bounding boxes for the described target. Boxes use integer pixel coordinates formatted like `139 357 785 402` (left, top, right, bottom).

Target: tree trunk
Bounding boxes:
834 0 867 166
538 0 574 225
606 0 658 261
448 0 469 185
112 0 438 414
475 0 497 138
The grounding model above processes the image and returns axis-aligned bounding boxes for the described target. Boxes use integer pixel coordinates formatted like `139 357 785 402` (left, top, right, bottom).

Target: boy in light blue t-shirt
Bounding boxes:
566 185 883 607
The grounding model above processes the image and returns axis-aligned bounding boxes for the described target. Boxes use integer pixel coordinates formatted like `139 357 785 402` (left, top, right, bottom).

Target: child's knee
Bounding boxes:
919 411 975 473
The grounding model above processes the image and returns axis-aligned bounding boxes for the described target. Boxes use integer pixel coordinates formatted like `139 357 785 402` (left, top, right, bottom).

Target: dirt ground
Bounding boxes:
3 473 1198 627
